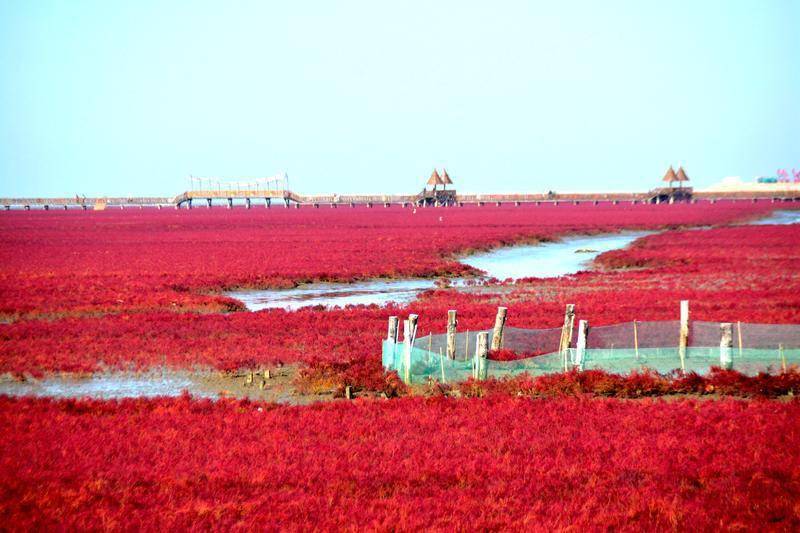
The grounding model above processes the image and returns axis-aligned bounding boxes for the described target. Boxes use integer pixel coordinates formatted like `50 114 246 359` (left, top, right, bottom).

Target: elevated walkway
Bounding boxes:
3 187 799 210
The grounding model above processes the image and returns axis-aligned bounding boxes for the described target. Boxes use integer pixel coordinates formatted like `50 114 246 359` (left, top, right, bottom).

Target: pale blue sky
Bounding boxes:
1 0 798 197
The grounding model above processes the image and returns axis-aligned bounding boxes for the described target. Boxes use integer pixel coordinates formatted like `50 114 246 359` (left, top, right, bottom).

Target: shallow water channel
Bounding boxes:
232 279 441 311
0 373 196 400
460 231 652 280
228 231 652 310
746 209 800 225
0 367 314 403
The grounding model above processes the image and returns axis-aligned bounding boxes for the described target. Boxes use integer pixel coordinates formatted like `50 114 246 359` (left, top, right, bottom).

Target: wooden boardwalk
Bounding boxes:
3 187 799 210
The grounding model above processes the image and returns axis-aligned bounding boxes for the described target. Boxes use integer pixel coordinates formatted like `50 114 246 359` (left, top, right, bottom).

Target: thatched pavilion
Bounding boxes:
662 165 690 189
652 165 692 203
421 168 457 206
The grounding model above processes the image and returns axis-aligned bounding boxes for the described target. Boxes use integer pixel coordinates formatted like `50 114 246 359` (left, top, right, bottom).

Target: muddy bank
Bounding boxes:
0 364 348 404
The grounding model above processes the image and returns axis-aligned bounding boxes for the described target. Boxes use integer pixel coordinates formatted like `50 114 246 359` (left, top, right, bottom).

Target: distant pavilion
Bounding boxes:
421 168 457 206
653 165 692 203
663 165 690 189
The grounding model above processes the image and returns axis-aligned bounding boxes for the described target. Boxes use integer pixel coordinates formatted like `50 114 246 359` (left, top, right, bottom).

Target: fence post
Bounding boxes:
402 316 419 384
491 307 508 351
403 320 411 383
447 310 458 359
559 304 576 371
575 320 589 370
408 314 419 343
475 332 489 380
387 315 399 371
387 316 399 343
719 322 733 370
633 320 639 361
679 300 689 373
465 330 470 362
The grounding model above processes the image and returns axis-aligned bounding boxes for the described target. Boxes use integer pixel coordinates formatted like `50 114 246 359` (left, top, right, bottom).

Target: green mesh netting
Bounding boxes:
383 321 800 384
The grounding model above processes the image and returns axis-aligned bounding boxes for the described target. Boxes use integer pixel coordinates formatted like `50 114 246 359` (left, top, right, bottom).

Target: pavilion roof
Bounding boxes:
675 166 690 182
662 166 677 182
441 169 453 185
427 169 444 186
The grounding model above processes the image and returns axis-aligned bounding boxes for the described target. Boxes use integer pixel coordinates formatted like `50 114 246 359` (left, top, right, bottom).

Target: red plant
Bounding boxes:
458 368 800 398
1 395 800 530
295 357 406 398
488 348 552 361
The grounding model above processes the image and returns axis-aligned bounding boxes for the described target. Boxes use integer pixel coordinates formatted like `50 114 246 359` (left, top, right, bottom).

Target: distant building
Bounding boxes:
421 168 456 206
652 165 692 203
662 165 689 189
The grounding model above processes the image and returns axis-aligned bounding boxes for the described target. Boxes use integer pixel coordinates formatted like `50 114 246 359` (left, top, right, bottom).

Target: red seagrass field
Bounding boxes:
2 202 800 529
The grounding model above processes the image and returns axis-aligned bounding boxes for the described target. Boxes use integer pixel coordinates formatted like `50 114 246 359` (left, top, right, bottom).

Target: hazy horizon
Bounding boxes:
1 1 798 197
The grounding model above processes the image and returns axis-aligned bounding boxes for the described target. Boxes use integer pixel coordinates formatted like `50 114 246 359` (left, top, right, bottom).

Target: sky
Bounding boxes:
1 0 798 197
